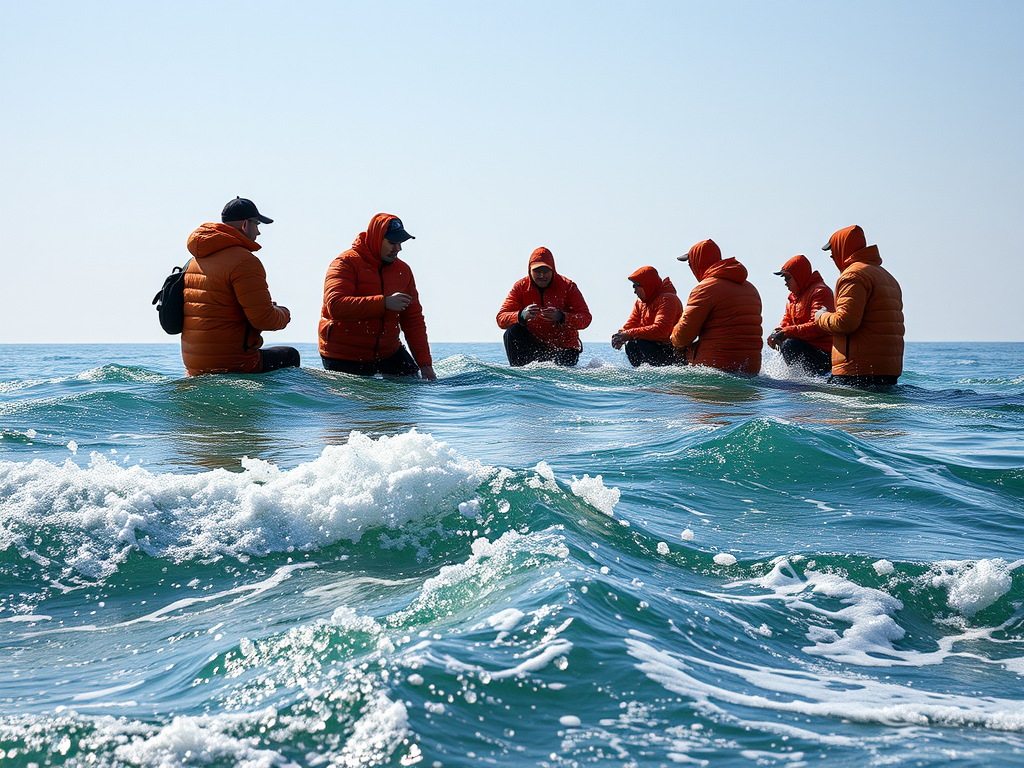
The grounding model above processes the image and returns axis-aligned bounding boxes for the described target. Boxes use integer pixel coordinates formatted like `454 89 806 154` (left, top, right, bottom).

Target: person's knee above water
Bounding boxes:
814 225 905 387
670 239 763 374
181 197 298 376
319 213 435 380
766 254 834 376
611 266 682 367
496 247 592 367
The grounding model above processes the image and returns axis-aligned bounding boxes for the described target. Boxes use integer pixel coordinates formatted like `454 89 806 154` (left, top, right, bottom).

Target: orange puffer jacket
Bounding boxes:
319 213 431 366
775 254 834 352
496 248 592 350
620 266 682 344
181 223 290 376
671 239 763 374
816 225 904 377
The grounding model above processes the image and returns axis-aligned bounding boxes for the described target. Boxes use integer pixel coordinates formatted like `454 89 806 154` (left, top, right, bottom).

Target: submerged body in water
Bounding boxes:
1 342 1022 766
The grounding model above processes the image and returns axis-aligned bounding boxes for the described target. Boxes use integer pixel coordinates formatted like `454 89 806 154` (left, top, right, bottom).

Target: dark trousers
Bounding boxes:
623 339 677 367
503 324 580 367
260 346 301 372
780 338 832 376
321 345 420 377
829 374 900 388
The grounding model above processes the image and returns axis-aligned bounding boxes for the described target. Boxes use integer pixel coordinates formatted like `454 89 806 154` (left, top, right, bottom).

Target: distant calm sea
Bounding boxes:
1 342 1022 767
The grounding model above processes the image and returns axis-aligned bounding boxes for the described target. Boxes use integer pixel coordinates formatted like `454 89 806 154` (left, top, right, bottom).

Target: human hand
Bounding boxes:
385 293 412 311
611 332 629 350
521 304 541 322
814 307 828 322
767 329 785 349
539 307 563 323
419 365 436 381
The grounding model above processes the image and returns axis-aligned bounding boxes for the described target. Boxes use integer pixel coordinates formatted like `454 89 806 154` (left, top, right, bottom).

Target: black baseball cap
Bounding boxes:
385 217 415 243
221 197 273 224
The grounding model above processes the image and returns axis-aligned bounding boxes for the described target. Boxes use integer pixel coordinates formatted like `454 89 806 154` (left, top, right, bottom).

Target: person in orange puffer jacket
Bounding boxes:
496 247 592 366
767 254 835 376
181 197 297 376
319 213 435 380
611 266 683 367
670 239 762 374
814 225 904 386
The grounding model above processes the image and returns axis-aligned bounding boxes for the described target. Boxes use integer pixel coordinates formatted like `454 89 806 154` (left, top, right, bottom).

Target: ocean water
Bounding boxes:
1 341 1022 768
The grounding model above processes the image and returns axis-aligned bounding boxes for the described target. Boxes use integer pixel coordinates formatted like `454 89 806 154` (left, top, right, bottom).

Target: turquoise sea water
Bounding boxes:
1 342 1022 767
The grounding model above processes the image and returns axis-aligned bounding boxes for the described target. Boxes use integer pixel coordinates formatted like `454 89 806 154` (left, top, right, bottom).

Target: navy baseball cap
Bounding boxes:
221 197 273 224
385 217 415 243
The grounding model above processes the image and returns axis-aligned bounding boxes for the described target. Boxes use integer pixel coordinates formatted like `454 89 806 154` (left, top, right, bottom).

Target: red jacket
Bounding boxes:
816 225 904 377
775 254 834 352
671 239 763 374
496 248 592 350
319 213 432 366
620 266 682 344
181 223 290 376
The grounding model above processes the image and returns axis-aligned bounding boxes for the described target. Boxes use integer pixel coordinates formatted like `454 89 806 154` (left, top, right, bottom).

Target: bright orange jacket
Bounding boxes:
775 254 834 352
620 266 683 344
670 240 763 374
496 248 592 350
319 213 431 366
181 223 290 376
815 225 904 377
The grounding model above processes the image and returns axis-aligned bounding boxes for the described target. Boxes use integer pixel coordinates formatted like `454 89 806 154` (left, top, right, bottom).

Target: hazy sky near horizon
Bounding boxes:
1 1 1021 345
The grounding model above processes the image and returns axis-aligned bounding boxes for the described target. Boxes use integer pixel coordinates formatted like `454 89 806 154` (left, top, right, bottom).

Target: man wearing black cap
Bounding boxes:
180 197 299 376
319 213 435 379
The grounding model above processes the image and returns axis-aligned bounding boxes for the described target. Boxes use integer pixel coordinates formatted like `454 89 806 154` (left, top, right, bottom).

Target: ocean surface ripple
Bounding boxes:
1 342 1022 767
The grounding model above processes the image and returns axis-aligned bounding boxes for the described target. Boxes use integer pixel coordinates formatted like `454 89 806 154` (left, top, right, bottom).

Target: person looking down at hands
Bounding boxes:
319 213 435 380
767 254 834 376
496 247 592 366
611 266 682 367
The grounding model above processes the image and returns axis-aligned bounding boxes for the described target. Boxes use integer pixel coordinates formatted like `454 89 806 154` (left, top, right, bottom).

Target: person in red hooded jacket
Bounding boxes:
611 266 683 367
319 213 435 380
181 197 298 376
496 247 592 366
670 239 763 374
767 254 835 376
814 225 904 386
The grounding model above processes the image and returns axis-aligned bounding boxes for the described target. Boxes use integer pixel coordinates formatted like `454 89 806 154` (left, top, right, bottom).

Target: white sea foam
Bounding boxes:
628 636 1024 733
713 553 737 566
0 431 492 579
570 474 620 516
930 559 1016 617
113 714 295 768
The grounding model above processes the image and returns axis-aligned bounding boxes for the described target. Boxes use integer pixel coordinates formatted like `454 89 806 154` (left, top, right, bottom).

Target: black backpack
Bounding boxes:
152 260 192 335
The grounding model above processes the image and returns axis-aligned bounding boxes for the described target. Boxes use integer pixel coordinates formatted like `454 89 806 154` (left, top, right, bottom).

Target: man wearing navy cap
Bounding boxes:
181 197 299 376
319 213 435 380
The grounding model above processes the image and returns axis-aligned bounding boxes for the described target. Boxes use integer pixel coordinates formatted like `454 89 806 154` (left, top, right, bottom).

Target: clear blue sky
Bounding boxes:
1 1 1021 344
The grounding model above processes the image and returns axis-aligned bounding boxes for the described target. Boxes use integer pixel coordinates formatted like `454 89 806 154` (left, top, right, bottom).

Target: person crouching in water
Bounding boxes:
319 213 435 380
496 247 592 366
766 254 834 375
670 239 763 374
814 225 904 387
611 266 682 367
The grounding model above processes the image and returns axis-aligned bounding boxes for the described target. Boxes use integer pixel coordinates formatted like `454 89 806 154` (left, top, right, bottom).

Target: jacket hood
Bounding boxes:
352 213 401 262
778 254 812 294
685 239 722 281
827 225 868 270
187 222 260 258
628 266 676 301
703 257 749 284
528 247 556 274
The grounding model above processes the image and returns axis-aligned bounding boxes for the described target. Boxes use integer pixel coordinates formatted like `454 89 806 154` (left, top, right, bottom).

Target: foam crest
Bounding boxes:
929 558 1017 617
0 431 493 580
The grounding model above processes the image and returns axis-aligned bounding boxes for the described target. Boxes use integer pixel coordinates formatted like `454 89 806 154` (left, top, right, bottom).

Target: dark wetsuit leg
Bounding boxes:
504 324 548 366
322 345 419 377
376 346 420 376
260 346 301 372
780 338 832 376
553 346 581 367
623 339 676 367
829 374 899 388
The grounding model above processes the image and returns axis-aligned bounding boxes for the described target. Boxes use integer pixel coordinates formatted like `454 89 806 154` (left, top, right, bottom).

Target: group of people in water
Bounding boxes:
179 197 906 388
